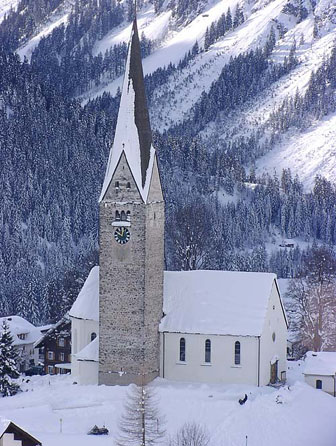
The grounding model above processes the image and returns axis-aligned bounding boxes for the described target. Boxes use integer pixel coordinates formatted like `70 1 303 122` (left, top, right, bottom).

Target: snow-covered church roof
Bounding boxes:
99 19 155 203
72 266 281 337
69 266 99 321
74 337 99 362
160 270 278 337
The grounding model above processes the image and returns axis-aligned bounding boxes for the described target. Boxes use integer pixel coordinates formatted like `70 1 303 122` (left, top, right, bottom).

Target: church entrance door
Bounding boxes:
270 360 278 384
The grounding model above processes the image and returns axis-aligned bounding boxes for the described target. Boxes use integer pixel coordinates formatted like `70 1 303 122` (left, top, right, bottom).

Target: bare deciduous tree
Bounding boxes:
116 383 165 446
287 246 336 352
169 422 210 446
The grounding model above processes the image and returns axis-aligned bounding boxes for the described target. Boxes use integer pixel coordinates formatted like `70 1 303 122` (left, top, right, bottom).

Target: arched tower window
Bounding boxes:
126 182 131 189
126 210 131 221
316 379 322 389
91 332 97 342
205 339 211 363
234 341 241 365
115 210 121 221
115 181 119 188
179 338 186 362
120 210 126 221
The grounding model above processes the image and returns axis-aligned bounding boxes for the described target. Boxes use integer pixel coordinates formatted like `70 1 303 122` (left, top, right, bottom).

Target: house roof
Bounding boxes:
0 316 42 346
34 314 70 349
69 266 99 322
0 419 41 445
304 351 336 376
160 270 279 336
99 18 155 203
74 337 98 362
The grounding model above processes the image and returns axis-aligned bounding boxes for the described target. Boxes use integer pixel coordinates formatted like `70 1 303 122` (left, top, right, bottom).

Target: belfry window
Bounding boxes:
205 339 211 363
91 332 97 342
126 182 131 189
234 341 241 365
115 181 119 188
121 211 127 221
115 211 121 221
179 338 186 362
126 211 131 221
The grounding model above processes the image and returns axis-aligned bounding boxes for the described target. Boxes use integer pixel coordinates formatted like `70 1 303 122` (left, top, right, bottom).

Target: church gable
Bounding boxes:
102 152 142 203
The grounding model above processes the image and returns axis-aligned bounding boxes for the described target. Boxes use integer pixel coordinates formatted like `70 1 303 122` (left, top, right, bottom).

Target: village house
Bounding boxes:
0 419 41 446
34 315 71 375
304 351 336 397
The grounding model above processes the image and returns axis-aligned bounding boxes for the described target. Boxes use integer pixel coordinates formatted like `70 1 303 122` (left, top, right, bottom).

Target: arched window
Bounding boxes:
126 182 131 189
205 339 211 363
126 210 131 221
179 338 186 362
91 332 97 342
115 210 121 221
316 379 322 389
234 341 241 365
121 211 126 221
115 181 119 188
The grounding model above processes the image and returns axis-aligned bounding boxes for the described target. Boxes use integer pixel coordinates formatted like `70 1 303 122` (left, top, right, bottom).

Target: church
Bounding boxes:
69 18 288 387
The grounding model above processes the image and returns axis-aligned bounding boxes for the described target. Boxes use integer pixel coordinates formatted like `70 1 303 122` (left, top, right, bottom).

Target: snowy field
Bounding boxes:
1 362 336 446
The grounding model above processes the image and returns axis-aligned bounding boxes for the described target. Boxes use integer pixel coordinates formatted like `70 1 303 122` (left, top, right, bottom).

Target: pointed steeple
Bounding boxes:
99 18 155 203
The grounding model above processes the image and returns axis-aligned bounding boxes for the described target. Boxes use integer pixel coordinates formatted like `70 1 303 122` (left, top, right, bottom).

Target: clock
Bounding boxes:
114 227 130 244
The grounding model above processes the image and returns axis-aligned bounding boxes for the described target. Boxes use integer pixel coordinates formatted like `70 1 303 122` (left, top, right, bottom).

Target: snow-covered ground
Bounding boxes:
1 363 336 446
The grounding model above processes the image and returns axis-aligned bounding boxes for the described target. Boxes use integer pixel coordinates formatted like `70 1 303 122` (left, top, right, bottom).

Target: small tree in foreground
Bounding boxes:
169 422 210 446
0 321 20 397
116 383 165 446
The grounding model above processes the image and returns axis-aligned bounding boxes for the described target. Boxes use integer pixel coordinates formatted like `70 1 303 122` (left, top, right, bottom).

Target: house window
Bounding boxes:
234 341 241 365
179 338 186 362
316 379 322 390
58 338 65 347
48 351 54 360
48 365 54 375
126 182 131 189
115 181 119 188
59 352 65 361
205 339 211 363
17 333 27 340
91 332 97 342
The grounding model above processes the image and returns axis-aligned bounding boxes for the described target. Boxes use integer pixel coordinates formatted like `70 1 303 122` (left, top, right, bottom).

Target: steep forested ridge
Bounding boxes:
0 0 336 324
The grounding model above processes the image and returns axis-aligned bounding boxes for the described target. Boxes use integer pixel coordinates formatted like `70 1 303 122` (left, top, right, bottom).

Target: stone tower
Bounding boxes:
98 18 164 386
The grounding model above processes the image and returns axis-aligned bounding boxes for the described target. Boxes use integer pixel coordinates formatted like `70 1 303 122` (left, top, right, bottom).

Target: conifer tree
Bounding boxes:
0 321 20 397
116 383 165 446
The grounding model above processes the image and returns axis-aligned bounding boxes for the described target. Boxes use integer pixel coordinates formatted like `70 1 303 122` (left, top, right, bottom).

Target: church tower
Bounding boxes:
98 18 164 385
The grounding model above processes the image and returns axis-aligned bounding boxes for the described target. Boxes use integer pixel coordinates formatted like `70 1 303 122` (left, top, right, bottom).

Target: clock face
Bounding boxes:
114 227 130 244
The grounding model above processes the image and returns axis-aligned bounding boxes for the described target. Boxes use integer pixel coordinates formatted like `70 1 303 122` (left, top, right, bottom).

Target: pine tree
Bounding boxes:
0 321 20 397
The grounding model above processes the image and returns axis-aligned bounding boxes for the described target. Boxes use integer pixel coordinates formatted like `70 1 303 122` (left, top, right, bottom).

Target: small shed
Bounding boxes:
304 351 336 396
0 420 41 446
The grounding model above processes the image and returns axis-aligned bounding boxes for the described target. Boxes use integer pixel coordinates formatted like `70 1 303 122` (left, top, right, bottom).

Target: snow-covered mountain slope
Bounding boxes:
13 0 336 190
257 112 336 190
0 0 18 23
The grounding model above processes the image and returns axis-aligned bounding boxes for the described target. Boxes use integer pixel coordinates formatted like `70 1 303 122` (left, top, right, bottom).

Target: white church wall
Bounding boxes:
259 281 288 386
304 374 335 396
75 361 98 386
71 318 98 355
161 332 259 385
71 317 98 381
